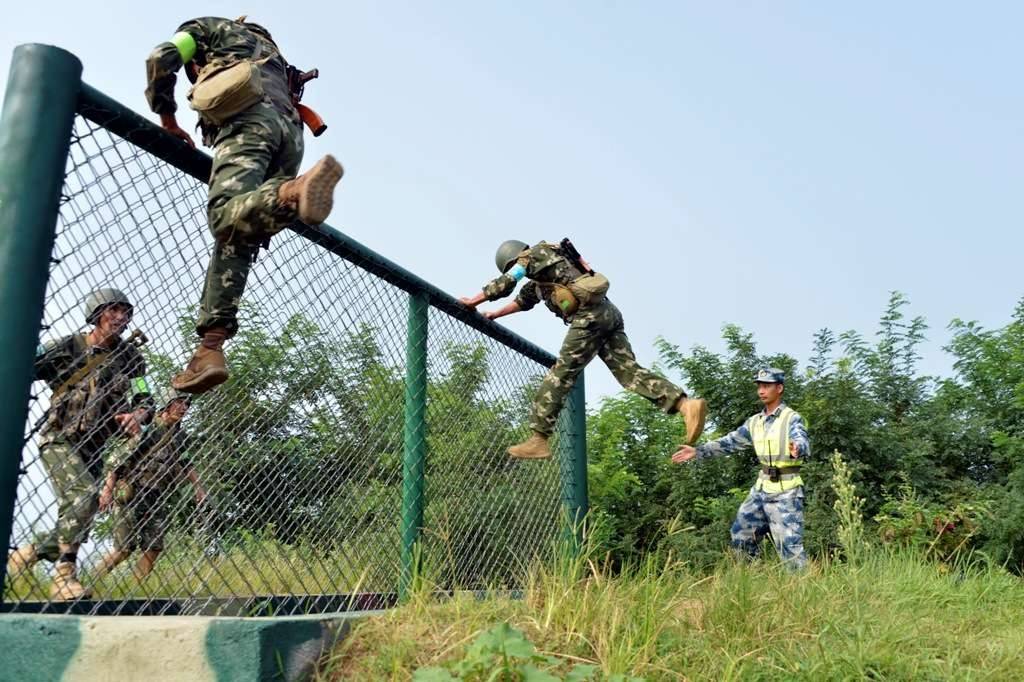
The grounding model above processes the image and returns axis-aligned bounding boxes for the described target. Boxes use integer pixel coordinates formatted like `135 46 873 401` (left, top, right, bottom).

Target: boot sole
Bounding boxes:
172 367 230 395
685 399 708 445
298 155 344 225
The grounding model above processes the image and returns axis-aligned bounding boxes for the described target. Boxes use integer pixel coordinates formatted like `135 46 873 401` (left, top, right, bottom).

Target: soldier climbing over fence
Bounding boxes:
460 239 708 460
144 15 344 396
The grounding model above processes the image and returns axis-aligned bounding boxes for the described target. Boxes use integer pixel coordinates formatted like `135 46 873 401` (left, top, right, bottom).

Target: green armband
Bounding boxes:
170 31 197 63
131 377 151 397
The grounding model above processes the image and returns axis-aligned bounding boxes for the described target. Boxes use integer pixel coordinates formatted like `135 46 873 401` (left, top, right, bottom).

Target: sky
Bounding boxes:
3 1 1022 407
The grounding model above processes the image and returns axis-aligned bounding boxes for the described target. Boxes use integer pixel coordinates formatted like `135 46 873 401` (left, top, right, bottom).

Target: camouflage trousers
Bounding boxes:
112 493 168 553
730 486 808 571
530 301 685 435
36 438 104 555
197 102 304 337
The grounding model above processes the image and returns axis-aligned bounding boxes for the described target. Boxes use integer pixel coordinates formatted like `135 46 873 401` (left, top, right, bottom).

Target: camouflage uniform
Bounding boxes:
696 403 811 570
108 423 192 553
730 488 806 569
482 242 684 436
32 334 149 558
146 17 304 338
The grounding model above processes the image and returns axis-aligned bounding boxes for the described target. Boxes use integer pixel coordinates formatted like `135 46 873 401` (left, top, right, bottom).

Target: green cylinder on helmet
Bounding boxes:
84 288 133 325
495 240 529 273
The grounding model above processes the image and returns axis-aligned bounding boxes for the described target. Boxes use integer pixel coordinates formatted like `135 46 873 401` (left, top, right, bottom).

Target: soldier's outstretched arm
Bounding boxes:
186 468 208 505
459 277 516 309
483 301 522 321
98 471 117 512
114 374 154 436
458 291 489 309
672 420 753 464
461 253 535 311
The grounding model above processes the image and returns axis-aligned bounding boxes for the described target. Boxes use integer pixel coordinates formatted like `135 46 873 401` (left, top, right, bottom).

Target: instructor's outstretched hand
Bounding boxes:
671 444 697 464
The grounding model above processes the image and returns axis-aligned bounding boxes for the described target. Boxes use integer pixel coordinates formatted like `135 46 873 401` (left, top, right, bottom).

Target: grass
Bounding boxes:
317 549 1024 680
321 454 1024 680
4 531 395 605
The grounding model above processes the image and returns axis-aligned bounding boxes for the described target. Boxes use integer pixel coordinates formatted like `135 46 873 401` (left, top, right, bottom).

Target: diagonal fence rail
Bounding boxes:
0 44 587 617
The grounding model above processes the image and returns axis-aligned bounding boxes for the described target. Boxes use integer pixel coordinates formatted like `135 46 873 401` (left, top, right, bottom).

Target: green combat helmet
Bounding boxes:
159 387 193 411
495 240 529 273
84 288 133 325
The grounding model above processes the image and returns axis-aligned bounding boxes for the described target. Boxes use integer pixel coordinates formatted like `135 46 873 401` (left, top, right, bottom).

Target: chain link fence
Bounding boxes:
0 47 586 617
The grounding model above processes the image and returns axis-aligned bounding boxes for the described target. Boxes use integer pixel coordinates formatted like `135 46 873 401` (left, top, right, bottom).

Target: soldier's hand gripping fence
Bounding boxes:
0 45 588 617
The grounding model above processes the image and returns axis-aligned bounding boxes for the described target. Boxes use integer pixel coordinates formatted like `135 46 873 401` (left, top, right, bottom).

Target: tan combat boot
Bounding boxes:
277 155 344 225
51 561 91 601
508 433 551 460
677 396 708 445
172 328 229 394
6 544 39 581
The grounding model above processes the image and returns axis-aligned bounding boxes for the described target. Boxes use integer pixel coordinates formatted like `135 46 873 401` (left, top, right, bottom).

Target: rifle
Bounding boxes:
287 66 328 137
559 238 594 275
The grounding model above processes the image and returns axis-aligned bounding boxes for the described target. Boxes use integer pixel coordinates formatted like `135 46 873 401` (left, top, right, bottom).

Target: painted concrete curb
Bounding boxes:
0 611 366 681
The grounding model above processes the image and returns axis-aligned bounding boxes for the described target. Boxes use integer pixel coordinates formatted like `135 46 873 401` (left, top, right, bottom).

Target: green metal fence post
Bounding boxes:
0 45 82 602
399 291 429 599
558 372 589 552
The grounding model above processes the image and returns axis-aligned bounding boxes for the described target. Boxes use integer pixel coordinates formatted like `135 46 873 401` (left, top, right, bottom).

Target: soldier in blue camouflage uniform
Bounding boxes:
672 368 810 570
5 289 153 599
93 390 206 585
145 16 343 395
461 239 707 459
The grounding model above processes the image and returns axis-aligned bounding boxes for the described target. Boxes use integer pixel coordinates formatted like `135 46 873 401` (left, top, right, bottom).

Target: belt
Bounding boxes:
761 466 802 477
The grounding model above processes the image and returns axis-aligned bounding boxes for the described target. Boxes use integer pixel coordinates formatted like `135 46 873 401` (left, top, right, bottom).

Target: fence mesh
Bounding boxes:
1 85 579 616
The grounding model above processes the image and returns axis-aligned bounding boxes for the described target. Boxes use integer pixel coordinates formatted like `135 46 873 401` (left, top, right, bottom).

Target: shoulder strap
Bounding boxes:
50 337 111 402
249 32 278 66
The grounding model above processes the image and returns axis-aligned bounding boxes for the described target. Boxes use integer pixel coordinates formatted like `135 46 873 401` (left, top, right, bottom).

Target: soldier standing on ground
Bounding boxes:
672 368 810 571
6 289 153 600
93 389 205 586
460 239 707 460
144 15 343 395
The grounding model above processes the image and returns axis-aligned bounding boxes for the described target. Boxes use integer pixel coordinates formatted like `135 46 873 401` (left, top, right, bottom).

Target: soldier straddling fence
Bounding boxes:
144 15 344 395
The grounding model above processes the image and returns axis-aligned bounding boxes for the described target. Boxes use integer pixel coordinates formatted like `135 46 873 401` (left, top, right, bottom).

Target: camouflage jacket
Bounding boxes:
146 17 295 128
110 422 192 495
482 242 594 321
35 334 148 444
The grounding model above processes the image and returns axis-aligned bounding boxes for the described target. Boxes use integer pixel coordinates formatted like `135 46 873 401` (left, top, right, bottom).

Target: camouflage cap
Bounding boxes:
754 367 785 384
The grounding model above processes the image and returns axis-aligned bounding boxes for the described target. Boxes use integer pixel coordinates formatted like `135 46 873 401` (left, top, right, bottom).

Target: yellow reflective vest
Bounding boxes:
749 405 804 493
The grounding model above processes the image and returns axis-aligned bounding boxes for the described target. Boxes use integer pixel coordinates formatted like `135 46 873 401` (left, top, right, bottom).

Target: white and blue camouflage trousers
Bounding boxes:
730 486 808 571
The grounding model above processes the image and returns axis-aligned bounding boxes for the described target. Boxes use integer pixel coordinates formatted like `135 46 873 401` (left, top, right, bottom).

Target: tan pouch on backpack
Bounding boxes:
568 272 610 307
188 42 274 125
